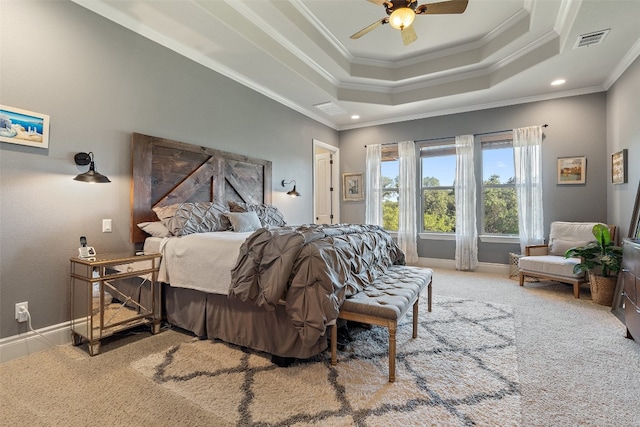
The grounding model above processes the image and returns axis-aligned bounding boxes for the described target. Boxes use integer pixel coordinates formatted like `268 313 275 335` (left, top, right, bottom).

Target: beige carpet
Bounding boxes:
131 297 519 426
1 268 639 427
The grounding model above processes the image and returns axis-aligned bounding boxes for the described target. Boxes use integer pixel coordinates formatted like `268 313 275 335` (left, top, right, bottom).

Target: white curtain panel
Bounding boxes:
365 144 382 225
454 134 478 271
398 141 418 264
513 125 544 254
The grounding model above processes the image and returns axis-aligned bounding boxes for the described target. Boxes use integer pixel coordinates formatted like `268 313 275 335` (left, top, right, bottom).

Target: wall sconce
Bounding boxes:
281 179 301 197
74 152 111 183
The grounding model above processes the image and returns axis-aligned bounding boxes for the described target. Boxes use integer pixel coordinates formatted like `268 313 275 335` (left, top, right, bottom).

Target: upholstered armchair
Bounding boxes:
518 221 616 298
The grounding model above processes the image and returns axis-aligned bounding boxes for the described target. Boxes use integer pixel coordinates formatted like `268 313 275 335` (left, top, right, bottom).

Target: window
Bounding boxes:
381 146 399 231
481 135 518 235
420 141 456 233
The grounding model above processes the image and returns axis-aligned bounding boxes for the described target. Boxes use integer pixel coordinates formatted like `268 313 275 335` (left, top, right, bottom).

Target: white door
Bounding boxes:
315 152 332 224
313 140 339 225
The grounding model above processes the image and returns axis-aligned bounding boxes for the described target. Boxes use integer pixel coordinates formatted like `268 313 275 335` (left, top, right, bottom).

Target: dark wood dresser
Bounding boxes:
622 238 640 343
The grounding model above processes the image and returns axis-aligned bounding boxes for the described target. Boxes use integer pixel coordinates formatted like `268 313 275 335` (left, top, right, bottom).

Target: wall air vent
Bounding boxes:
313 101 346 116
574 29 610 49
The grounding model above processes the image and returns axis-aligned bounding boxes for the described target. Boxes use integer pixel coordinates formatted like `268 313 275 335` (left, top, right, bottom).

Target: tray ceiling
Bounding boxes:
72 0 640 130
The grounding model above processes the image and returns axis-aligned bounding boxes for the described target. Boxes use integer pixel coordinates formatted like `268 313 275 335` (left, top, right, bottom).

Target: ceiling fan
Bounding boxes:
350 0 469 46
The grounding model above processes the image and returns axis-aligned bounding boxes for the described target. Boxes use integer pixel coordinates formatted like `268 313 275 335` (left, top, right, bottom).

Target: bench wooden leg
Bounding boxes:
573 283 580 299
330 323 338 366
388 322 397 382
412 299 419 339
427 280 432 312
519 272 525 287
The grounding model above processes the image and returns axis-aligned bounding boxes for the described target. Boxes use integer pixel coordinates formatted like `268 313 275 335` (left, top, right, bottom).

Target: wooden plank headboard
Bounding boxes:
130 133 272 243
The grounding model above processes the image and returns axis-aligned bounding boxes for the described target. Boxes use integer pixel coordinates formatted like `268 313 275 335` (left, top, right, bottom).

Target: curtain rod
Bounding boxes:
365 124 549 147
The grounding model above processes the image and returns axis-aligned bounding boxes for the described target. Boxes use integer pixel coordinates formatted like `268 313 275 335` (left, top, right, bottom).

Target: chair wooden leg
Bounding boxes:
331 323 338 366
573 283 580 298
427 281 432 312
519 272 525 287
388 322 397 383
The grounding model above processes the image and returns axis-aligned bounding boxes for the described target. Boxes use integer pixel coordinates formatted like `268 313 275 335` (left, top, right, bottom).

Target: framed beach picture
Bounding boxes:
0 105 50 149
611 149 627 184
343 172 364 201
557 156 586 185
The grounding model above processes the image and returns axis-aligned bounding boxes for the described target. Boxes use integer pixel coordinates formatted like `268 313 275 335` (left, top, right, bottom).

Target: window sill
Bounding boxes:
417 233 520 244
419 233 455 241
479 234 520 244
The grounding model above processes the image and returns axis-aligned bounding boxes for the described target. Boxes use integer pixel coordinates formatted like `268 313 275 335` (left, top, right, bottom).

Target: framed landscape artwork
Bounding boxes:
0 105 50 149
611 149 628 184
557 156 586 184
343 172 364 201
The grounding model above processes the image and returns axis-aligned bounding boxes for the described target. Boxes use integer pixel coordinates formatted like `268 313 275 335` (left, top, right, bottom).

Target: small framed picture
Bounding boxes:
343 172 364 201
611 149 627 184
0 105 50 149
557 156 586 185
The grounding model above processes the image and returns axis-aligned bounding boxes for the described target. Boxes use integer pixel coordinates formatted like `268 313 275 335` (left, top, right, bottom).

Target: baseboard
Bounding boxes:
1 259 510 363
0 321 72 363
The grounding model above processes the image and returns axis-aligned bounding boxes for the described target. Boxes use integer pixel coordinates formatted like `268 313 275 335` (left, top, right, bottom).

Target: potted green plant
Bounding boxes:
564 223 622 305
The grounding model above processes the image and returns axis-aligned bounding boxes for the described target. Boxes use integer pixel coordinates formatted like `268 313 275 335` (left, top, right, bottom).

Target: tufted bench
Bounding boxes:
331 265 433 382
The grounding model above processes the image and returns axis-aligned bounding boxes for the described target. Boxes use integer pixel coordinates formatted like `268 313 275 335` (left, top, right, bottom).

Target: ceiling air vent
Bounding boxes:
313 101 346 116
574 29 610 49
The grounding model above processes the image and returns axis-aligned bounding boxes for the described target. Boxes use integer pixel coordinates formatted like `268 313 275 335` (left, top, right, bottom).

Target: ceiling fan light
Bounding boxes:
389 7 415 30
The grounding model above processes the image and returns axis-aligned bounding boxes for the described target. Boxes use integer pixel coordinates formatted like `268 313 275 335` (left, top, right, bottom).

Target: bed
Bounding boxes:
129 133 405 359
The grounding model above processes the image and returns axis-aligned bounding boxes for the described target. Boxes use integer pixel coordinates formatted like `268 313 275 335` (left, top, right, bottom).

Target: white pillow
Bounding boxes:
137 221 172 238
549 239 591 256
224 211 262 232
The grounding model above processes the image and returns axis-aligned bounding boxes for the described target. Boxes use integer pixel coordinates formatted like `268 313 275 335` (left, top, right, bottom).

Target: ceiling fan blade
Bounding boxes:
367 0 391 6
350 18 388 39
416 0 469 15
401 25 418 45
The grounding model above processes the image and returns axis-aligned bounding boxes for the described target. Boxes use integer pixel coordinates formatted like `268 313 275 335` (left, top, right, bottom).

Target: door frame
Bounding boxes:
313 139 340 224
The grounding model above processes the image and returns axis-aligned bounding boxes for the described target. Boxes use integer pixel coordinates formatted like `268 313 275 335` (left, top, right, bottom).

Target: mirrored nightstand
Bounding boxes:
69 252 161 355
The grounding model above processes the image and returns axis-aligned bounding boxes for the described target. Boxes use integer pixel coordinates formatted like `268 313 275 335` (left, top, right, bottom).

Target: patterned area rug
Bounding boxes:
132 297 520 426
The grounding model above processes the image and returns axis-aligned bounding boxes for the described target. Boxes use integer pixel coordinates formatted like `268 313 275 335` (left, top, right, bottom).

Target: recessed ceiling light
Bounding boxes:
551 79 566 86
351 115 360 120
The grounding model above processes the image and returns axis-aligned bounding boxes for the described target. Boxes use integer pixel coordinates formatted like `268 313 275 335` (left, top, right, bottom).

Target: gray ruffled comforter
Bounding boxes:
228 224 405 347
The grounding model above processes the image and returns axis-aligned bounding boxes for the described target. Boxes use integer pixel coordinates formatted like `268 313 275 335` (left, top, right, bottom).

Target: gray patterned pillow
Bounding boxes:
227 201 286 227
153 202 231 236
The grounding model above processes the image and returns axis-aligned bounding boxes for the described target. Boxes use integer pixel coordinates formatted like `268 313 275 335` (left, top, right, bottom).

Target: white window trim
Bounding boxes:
418 232 520 244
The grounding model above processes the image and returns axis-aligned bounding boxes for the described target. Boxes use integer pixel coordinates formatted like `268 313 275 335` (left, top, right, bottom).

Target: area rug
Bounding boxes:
132 297 520 426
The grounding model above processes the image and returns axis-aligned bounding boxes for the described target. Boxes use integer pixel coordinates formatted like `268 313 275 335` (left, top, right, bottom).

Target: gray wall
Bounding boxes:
607 56 640 239
2 0 637 340
339 93 609 263
0 1 337 338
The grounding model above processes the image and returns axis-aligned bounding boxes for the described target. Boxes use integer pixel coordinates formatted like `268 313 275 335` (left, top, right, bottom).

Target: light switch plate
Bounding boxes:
102 219 112 233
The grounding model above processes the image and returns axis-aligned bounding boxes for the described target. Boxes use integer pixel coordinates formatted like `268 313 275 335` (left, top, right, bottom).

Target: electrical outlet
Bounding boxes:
102 218 112 233
15 302 28 323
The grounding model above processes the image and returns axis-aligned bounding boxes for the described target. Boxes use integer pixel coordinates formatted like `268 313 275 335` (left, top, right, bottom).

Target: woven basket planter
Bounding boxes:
588 272 617 306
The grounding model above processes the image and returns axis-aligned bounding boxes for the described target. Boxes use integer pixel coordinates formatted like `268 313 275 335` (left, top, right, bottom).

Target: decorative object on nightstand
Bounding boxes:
69 252 161 355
